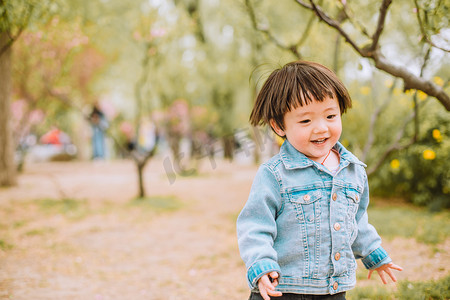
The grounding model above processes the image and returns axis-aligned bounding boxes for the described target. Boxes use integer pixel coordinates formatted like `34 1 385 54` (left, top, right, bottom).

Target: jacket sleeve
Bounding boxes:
236 164 282 288
352 173 392 270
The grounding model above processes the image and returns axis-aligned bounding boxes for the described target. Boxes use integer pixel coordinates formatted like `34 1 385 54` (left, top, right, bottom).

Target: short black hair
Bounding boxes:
249 60 352 132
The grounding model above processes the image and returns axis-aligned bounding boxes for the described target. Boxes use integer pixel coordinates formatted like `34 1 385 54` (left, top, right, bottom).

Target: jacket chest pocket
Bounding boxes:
345 189 361 243
345 189 361 216
288 190 323 224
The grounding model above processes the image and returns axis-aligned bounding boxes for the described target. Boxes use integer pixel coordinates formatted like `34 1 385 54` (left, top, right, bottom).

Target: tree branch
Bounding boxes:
366 109 417 177
338 1 370 39
365 45 431 175
0 3 34 57
293 0 450 111
245 0 303 58
370 0 392 52
414 0 450 52
361 80 397 162
306 0 365 56
372 52 449 110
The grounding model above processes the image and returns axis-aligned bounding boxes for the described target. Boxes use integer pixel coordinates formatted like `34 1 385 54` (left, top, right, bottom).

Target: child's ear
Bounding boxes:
270 119 286 137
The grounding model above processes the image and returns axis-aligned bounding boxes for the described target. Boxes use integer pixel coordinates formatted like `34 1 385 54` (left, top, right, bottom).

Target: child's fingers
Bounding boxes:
259 287 270 300
258 273 282 299
389 263 403 271
269 271 279 279
267 289 283 297
260 276 275 290
378 271 387 284
385 268 398 282
258 277 272 300
259 283 282 300
269 272 279 287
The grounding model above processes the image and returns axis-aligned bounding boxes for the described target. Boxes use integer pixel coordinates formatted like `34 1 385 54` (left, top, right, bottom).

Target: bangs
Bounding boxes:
249 60 352 132
284 70 336 112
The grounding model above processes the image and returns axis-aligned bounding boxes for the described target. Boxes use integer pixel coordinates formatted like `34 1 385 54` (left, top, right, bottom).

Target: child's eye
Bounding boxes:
299 119 310 124
327 115 337 119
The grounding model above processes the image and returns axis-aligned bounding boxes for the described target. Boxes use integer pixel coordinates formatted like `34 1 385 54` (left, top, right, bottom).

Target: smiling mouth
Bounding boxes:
311 138 328 144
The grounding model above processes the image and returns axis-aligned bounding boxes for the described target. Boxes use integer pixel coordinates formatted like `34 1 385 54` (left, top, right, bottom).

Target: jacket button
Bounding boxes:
333 223 341 231
332 193 337 201
303 194 310 201
333 282 339 290
334 252 341 261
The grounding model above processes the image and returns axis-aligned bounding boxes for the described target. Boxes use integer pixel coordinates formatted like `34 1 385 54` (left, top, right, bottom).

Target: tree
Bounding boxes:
244 0 449 176
173 0 255 161
0 26 15 186
10 14 107 170
0 0 49 186
128 15 163 198
293 0 449 110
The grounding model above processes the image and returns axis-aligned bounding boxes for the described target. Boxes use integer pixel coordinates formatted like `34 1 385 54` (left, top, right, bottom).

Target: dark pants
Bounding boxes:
249 292 346 300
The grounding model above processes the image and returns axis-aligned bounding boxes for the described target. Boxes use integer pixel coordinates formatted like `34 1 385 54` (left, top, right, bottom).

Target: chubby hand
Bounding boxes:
368 262 403 284
257 271 282 300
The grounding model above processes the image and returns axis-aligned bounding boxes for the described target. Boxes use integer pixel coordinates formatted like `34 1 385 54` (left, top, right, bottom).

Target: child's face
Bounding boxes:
271 96 342 163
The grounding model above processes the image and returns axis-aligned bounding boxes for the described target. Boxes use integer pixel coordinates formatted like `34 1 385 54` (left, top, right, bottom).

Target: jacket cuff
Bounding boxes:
247 259 281 288
362 247 392 270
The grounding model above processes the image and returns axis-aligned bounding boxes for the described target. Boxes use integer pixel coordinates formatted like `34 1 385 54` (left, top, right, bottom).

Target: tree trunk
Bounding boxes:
222 135 234 161
137 162 145 198
0 32 16 186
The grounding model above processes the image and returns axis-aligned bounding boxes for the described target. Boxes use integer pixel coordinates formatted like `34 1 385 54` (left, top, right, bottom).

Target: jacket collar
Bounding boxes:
279 139 366 170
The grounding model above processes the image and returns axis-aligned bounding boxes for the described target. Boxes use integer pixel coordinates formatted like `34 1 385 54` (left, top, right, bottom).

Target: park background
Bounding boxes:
0 0 449 299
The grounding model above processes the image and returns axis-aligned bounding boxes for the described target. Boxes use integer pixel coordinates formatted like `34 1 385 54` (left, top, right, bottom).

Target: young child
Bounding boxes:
237 61 402 300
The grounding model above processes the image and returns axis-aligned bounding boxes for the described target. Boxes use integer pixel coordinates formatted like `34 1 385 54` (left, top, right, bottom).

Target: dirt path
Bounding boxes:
0 160 448 299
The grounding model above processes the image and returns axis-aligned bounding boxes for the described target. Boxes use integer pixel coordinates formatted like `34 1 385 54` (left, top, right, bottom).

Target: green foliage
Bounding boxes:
25 227 55 236
368 205 450 245
35 198 90 220
396 275 450 300
348 275 450 300
0 0 61 33
414 0 449 39
347 285 394 300
369 104 450 211
0 239 13 251
6 0 449 207
130 195 183 213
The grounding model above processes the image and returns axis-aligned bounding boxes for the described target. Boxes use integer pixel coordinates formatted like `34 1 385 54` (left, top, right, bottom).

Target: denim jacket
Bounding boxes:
237 140 391 295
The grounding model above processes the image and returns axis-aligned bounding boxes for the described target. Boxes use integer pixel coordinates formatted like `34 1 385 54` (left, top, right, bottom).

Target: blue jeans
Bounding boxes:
249 292 346 300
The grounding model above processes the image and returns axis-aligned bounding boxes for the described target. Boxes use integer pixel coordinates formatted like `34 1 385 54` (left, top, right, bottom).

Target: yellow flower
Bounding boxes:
423 149 436 160
417 90 428 101
390 159 400 170
433 76 444 87
360 86 371 95
432 129 442 142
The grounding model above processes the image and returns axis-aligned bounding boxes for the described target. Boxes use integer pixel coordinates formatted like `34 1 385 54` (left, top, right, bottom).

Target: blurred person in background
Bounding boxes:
88 103 109 160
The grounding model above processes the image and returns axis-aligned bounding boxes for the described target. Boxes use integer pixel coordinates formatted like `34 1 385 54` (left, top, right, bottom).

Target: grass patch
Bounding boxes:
368 206 450 245
35 198 90 220
12 220 27 229
347 285 394 300
130 195 183 213
397 275 450 299
348 275 450 300
25 227 55 236
0 239 13 251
